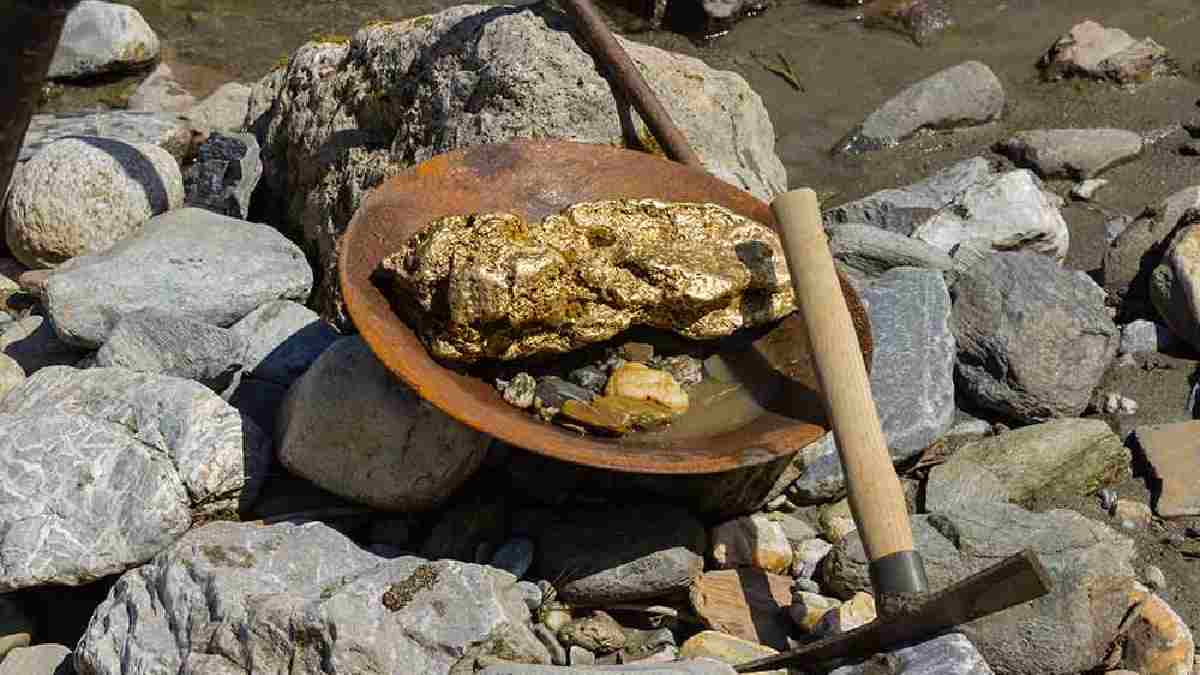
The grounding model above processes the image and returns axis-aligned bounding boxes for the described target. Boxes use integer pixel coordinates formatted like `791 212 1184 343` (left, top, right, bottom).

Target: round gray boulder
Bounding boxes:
48 0 160 81
5 137 183 269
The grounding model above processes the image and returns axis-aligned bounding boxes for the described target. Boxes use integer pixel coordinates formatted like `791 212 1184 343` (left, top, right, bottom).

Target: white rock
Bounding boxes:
814 592 877 637
5 137 183 269
49 1 160 80
128 62 196 113
0 355 23 403
710 514 793 574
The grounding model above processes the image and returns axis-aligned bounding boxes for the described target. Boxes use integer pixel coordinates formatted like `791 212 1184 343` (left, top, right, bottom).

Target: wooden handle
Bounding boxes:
770 189 916 566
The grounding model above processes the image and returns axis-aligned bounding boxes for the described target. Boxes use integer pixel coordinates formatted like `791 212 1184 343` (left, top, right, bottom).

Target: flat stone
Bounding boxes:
1039 20 1175 85
829 633 994 675
0 643 72 675
0 354 24 402
279 336 489 511
951 251 1118 422
95 308 249 393
1114 499 1154 529
861 268 955 461
1104 187 1200 318
941 419 1129 503
228 300 338 387
0 315 89 374
1135 422 1200 517
45 207 312 348
1121 584 1194 675
76 521 547 673
924 460 1009 512
679 631 785 675
793 538 834 580
534 504 705 604
827 224 953 277
1072 179 1110 201
689 570 793 650
819 499 858 543
996 129 1143 179
1 366 271 517
835 62 1003 154
533 376 595 418
19 111 194 164
786 433 846 504
183 132 262 219
559 611 627 655
128 62 196 113
183 81 253 133
5 136 184 269
656 355 703 387
1151 221 1200 351
823 502 1136 675
709 514 793 574
503 373 537 409
562 398 634 434
48 0 160 80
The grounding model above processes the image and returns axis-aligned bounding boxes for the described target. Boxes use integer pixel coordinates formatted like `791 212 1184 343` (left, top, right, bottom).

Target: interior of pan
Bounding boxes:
339 139 873 474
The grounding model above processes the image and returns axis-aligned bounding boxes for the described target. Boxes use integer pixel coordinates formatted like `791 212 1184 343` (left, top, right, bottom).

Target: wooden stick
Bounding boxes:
771 189 925 594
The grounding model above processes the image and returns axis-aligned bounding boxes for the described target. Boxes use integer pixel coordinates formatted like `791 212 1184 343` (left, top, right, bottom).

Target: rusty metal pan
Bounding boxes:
339 139 872 474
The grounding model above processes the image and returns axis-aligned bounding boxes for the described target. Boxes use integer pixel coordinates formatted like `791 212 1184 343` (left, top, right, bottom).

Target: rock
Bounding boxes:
793 538 834 580
0 408 190 589
709 514 793 574
533 624 566 665
533 376 594 417
1099 488 1120 513
827 224 953 277
378 201 793 364
48 1 159 80
0 354 24 402
620 343 655 363
182 132 262 219
829 633 994 675
606 363 689 414
657 355 703 387
569 366 608 394
1150 221 1200 351
254 8 786 326
228 300 338 387
2 366 271 516
0 596 33 660
0 315 89 374
773 512 818 545
480 662 738 674
689 570 793 650
1144 565 1167 590
76 520 546 674
1121 586 1194 675
1104 392 1139 415
861 268 955 460
924 460 1008 512
912 171 1069 259
862 0 955 46
95 309 249 392
823 502 1136 675
278 336 489 511
834 62 1003 154
0 644 71 675
1120 320 1176 354
503 373 538 409
819 499 858 542
1072 179 1110 201
1135 422 1200 517
951 251 1118 422
45 208 312 348
184 81 253 133
559 611 627 655
534 504 705 604
492 538 535 579
786 433 846 504
5 137 184 269
128 62 196 113
1114 500 1153 529
814 591 876 637
678 633 785 675
825 157 993 236
938 419 1129 502
1039 20 1175 85
570 646 596 666
18 111 195 164
789 591 841 634
996 129 1143 179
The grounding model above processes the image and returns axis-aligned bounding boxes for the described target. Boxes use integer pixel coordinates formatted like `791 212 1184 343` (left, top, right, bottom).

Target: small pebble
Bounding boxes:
1070 178 1108 201
1098 488 1118 512
502 372 537 409
1113 499 1153 530
1104 392 1138 415
568 365 608 393
517 581 545 612
534 623 568 665
1144 564 1167 591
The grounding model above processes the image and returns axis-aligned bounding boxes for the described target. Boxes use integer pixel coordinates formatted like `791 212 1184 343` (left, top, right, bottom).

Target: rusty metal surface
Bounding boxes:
733 549 1053 673
339 139 873 474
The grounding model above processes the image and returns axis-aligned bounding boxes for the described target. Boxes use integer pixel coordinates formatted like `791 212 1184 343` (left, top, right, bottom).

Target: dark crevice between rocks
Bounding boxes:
20 576 118 647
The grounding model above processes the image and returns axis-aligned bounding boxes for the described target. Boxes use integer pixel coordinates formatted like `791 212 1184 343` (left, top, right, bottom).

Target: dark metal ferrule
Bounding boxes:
869 550 929 595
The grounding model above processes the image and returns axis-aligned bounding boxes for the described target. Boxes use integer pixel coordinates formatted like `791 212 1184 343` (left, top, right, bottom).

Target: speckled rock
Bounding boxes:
95 309 249 393
0 355 24 402
829 633 993 675
1120 320 1176 354
924 460 1008 512
48 1 160 80
558 611 627 655
709 514 793 574
996 129 1143 179
18 111 194 164
278 336 488 511
827 223 953 277
1039 20 1175 85
75 521 547 674
5 137 183 269
128 63 196 113
184 81 253 133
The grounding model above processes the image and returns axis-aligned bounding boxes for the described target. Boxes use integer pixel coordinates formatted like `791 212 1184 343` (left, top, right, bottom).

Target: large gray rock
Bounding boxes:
1 366 271 516
252 6 786 324
822 502 1137 675
75 521 547 675
48 1 160 81
995 129 1143 179
824 157 993 236
1151 222 1200 351
95 309 249 392
278 336 489 511
1103 186 1200 319
936 419 1129 503
786 433 846 504
911 170 1069 259
0 410 190 590
0 315 89 374
951 251 1118 422
229 299 339 387
834 62 1004 154
44 208 312 348
924 460 1008 512
828 224 953 277
532 505 706 604
183 81 253 133
829 633 992 675
861 268 955 460
182 132 262 219
18 111 194 163
5 137 184 269
481 662 736 674
0 644 72 675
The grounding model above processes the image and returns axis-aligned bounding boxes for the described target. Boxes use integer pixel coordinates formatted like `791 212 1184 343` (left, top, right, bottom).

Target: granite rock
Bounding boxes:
48 1 160 80
924 460 1008 512
182 132 262 219
829 633 993 675
18 111 194 164
95 309 249 393
184 81 253 133
0 315 89 374
0 644 72 675
1135 421 1200 517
